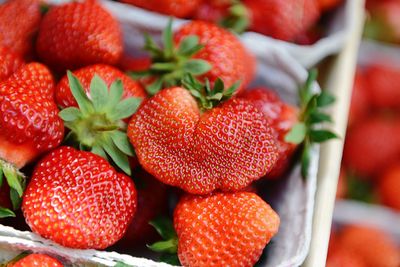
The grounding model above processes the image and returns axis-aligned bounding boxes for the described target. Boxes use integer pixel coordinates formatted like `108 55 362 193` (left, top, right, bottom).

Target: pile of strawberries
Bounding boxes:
0 0 336 266
119 0 344 44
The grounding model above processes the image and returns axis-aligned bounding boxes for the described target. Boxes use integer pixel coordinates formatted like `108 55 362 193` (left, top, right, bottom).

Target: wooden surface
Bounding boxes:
303 1 366 266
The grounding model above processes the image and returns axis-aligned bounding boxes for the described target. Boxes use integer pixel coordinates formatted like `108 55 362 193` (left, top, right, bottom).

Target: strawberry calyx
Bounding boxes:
284 69 337 178
182 73 240 111
58 71 142 175
0 159 26 218
219 1 250 34
130 19 212 95
148 217 181 266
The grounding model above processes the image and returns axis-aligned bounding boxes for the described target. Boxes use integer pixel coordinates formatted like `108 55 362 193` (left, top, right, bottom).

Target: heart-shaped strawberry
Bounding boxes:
128 86 277 194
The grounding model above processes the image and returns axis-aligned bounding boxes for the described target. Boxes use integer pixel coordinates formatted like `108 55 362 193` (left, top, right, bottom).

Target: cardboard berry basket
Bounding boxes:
0 1 364 267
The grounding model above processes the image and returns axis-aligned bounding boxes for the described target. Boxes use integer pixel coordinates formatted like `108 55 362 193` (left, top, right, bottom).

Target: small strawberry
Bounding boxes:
378 164 400 211
348 69 369 127
0 63 63 217
22 146 137 249
240 87 298 178
58 71 143 175
36 0 123 72
243 0 320 41
128 77 278 194
339 225 400 267
317 0 343 12
364 64 400 109
120 0 203 18
0 0 42 58
9 254 63 267
149 192 280 267
343 114 400 178
0 47 24 82
136 20 255 95
326 249 366 267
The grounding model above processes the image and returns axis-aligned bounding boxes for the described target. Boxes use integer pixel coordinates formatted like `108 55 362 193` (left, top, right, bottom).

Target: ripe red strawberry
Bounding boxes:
0 47 24 82
343 114 400 178
22 146 137 249
378 164 400 211
36 0 123 72
55 64 146 109
128 85 278 194
151 192 279 267
243 0 320 41
140 21 255 95
240 88 298 178
364 64 400 109
336 168 347 199
0 0 41 58
119 55 152 72
339 225 400 267
10 254 63 267
120 0 203 18
317 0 343 12
348 69 369 127
326 249 366 267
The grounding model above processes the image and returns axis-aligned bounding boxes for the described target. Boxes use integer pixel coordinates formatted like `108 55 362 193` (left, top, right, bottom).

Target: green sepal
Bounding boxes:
309 130 338 142
150 217 177 240
10 187 23 210
346 171 376 203
219 1 250 34
90 75 109 112
284 122 307 145
0 207 15 218
159 254 181 266
115 262 134 267
67 71 93 114
148 239 178 254
0 160 26 212
58 107 81 122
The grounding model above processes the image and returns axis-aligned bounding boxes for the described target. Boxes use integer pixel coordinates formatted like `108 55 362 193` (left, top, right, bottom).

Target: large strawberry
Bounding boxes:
0 47 24 82
378 164 400 211
149 192 280 267
243 0 320 41
120 0 203 18
128 77 278 194
136 20 255 95
58 70 143 175
8 254 63 267
22 146 137 249
0 63 63 217
0 0 41 58
36 0 123 72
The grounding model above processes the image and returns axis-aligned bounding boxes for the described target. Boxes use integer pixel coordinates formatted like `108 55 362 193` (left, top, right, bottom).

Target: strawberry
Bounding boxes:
317 0 343 12
149 192 280 267
10 254 63 267
0 0 41 58
128 79 278 194
348 69 369 127
119 55 152 72
240 88 298 178
378 164 400 211
137 20 255 95
120 0 203 18
0 47 24 82
55 64 146 109
343 114 400 178
364 64 400 109
326 249 366 267
243 0 320 41
58 71 143 175
36 0 123 72
22 146 137 249
0 63 63 217
339 225 400 267
336 168 347 199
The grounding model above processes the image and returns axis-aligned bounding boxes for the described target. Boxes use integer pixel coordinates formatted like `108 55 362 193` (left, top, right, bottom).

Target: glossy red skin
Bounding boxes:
174 21 256 93
174 192 280 267
240 88 298 178
365 64 400 109
243 0 320 41
336 168 347 199
22 147 137 249
36 1 123 72
0 63 64 168
128 87 278 194
120 0 203 18
348 69 370 127
12 254 63 267
326 249 366 267
0 47 24 82
119 55 152 72
317 0 343 12
379 164 400 211
343 115 400 179
55 64 146 109
193 0 232 23
0 0 41 58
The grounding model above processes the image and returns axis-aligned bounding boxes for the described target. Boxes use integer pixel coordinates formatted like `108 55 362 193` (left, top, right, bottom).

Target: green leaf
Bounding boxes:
107 80 124 110
58 107 81 122
309 130 338 143
0 167 3 188
317 91 335 107
108 97 142 121
110 131 135 157
67 71 92 114
284 122 307 144
90 75 109 112
159 254 181 266
146 78 164 96
223 81 241 99
301 142 311 179
207 92 223 101
102 138 131 175
300 69 318 106
91 145 108 160
10 188 22 210
308 112 332 123
183 59 212 75
213 78 224 94
150 217 177 240
151 62 177 71
0 207 15 218
178 35 202 56
163 19 174 58
148 239 178 254
144 33 162 57
3 167 23 197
